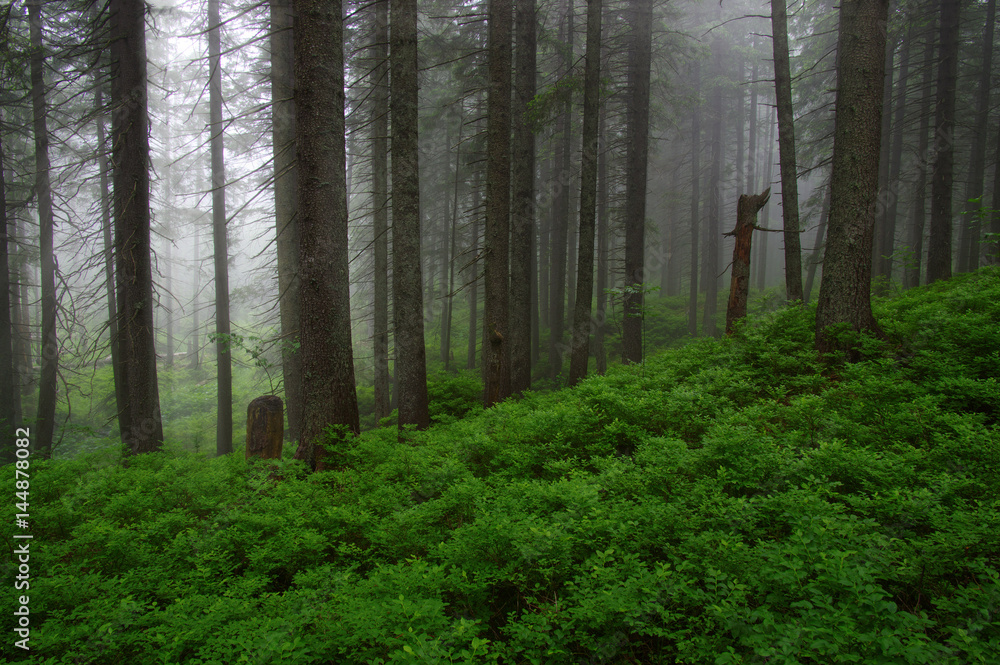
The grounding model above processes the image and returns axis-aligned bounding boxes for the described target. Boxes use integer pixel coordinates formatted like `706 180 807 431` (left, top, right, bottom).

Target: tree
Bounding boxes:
370 0 390 421
482 0 512 406
111 0 164 453
771 0 804 302
27 0 57 456
815 0 890 354
622 0 653 363
926 0 960 283
390 0 430 428
293 0 360 468
903 16 935 289
208 0 232 456
568 0 602 386
0 128 19 457
509 0 535 395
271 0 303 441
702 37 723 338
687 60 701 338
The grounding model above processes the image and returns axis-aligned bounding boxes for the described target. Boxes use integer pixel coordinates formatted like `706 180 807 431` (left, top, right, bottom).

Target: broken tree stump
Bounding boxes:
725 188 771 335
246 395 284 460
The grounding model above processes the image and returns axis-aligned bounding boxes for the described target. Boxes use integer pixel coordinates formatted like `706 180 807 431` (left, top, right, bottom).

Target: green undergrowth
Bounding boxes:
4 268 999 664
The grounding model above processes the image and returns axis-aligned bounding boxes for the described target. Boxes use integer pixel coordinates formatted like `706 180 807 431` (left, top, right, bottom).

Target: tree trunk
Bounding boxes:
549 3 573 380
482 0 513 406
209 0 232 456
702 38 723 338
990 118 1000 265
442 118 463 372
271 0 303 441
804 180 831 302
28 0 57 457
771 0 804 302
958 0 995 272
926 0 960 283
595 107 609 374
687 60 702 338
569 0 602 387
904 18 936 288
467 170 481 370
111 0 163 453
370 0 389 420
510 0 536 395
872 41 894 285
293 0 360 468
390 0 430 429
246 395 283 460
755 112 776 291
623 0 653 363
815 0 890 354
726 188 771 334
0 126 19 459
878 28 911 285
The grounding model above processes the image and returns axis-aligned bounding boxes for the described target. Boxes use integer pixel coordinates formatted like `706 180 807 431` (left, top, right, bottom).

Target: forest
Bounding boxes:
1 0 999 661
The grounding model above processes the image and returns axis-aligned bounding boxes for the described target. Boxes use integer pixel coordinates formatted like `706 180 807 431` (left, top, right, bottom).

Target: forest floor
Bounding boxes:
4 267 999 664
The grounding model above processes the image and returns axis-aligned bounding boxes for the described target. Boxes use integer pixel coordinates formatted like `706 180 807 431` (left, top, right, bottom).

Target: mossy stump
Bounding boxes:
246 395 284 460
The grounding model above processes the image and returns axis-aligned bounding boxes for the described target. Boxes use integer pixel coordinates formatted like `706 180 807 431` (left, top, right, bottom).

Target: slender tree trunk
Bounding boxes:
623 0 653 363
958 0 995 271
28 0 57 456
926 0 960 283
293 0 360 468
804 180 831 302
0 127 19 454
878 28 911 285
94 89 125 437
815 0 889 354
482 0 513 406
904 19 935 288
726 188 771 334
549 3 573 379
442 117 463 372
111 0 163 453
687 60 702 338
771 0 803 301
872 40 894 283
539 153 550 332
595 107 609 374
467 171 481 370
510 0 536 394
208 0 232 456
703 39 723 338
756 113 776 290
271 0 302 440
370 0 389 420
190 231 202 371
747 56 758 195
391 0 430 428
569 0 601 386
990 119 1000 265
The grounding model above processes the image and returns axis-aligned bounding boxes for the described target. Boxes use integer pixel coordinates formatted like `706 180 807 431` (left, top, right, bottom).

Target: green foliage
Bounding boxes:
5 268 1000 664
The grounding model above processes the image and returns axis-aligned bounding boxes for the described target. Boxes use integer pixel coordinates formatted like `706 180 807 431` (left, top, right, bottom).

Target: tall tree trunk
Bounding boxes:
111 0 163 453
687 60 702 338
926 0 960 283
878 28 911 285
904 18 935 288
771 0 804 301
595 107 609 373
0 126 19 456
442 117 463 372
293 0 360 468
815 0 889 354
391 0 430 428
569 0 601 386
755 113 776 291
208 0 232 456
94 89 125 437
29 0 57 457
872 40 894 284
623 0 653 363
958 0 995 272
702 39 723 338
549 3 573 380
190 231 202 370
467 170 481 370
539 153 550 332
804 180 831 302
482 0 513 406
990 118 1000 265
271 0 302 440
510 0 536 394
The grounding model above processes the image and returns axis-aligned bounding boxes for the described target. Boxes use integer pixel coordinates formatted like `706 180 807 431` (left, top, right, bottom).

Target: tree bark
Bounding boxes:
482 0 513 406
209 0 232 456
569 0 601 386
246 395 283 460
878 28 911 285
271 0 303 441
926 0 960 283
725 188 771 334
815 0 889 354
904 18 936 288
390 0 430 429
771 0 804 302
958 0 995 272
595 107 609 374
111 0 164 453
466 170 481 370
623 0 653 363
293 0 360 468
687 60 702 338
804 180 831 302
702 38 723 338
442 118 462 373
510 0 536 395
0 126 19 458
